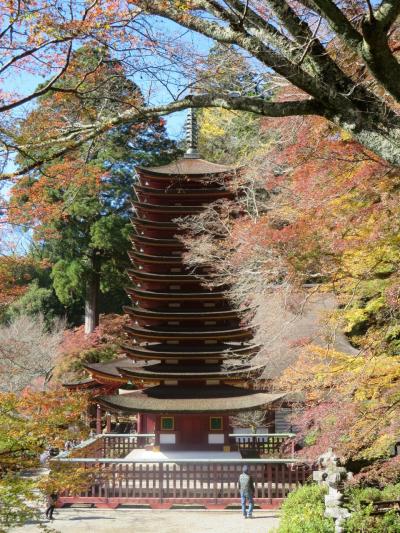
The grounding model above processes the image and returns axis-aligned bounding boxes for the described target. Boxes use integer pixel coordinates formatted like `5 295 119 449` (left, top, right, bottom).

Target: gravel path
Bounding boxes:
15 508 280 533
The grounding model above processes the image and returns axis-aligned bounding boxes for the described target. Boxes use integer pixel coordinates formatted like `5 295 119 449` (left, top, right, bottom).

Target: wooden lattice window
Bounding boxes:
210 417 223 431
161 416 174 430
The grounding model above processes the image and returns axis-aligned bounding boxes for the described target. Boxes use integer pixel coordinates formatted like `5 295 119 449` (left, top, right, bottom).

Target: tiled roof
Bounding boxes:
138 158 236 176
118 362 265 379
99 385 286 413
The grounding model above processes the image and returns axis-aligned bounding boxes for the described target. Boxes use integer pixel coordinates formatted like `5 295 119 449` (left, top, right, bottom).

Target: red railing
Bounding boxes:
229 433 296 456
67 434 155 459
53 457 310 502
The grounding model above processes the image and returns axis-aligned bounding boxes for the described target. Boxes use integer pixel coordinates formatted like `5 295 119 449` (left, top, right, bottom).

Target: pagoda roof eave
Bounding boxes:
127 287 226 299
82 358 158 382
123 305 244 319
126 270 207 282
132 217 178 229
117 363 265 380
131 234 184 247
83 359 130 378
98 385 285 414
124 325 254 341
132 201 203 213
136 158 237 176
135 184 227 193
128 251 181 264
62 378 98 390
134 185 232 198
123 343 260 360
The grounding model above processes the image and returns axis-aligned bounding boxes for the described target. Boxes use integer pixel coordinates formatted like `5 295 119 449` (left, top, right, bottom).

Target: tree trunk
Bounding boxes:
84 253 100 335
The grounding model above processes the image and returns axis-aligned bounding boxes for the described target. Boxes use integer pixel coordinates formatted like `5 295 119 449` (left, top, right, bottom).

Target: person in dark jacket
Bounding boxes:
238 465 255 518
45 492 58 520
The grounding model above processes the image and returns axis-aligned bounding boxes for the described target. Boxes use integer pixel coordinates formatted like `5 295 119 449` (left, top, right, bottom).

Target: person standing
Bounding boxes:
238 465 255 518
39 449 50 465
45 492 58 520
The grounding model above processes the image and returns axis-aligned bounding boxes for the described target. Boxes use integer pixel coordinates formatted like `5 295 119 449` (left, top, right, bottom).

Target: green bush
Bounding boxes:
276 483 400 533
381 484 400 501
347 482 400 509
347 486 382 508
344 483 400 532
345 508 400 532
277 484 335 533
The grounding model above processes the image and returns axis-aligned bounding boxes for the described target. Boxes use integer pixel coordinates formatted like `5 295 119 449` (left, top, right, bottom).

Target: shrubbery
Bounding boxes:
277 483 400 533
345 483 400 532
277 484 334 533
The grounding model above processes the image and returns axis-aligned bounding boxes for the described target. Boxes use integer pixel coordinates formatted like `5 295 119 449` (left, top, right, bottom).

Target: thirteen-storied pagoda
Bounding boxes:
93 110 286 450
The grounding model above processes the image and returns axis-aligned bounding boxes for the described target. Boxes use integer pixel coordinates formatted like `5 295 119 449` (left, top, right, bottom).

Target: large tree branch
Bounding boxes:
224 0 330 74
201 0 312 67
3 95 320 180
305 0 363 49
361 1 400 102
139 1 345 105
264 1 366 93
142 1 392 124
266 0 316 44
307 0 400 102
374 0 400 31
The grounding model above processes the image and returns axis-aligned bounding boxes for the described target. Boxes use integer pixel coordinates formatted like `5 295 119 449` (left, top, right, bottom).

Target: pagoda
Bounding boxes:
98 110 286 451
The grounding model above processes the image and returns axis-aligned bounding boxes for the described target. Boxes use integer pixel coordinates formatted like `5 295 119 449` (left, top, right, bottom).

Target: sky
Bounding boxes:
3 16 212 142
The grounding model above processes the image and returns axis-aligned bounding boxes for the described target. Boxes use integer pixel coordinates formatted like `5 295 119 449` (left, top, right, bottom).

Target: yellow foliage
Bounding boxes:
198 108 236 138
280 345 400 460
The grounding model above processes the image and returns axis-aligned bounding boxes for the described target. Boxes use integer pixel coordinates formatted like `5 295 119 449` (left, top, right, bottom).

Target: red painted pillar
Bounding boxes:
223 415 230 451
154 415 160 450
136 414 143 447
96 404 102 434
106 412 111 433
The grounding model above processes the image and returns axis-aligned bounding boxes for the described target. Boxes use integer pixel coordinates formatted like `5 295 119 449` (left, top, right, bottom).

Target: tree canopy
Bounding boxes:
0 1 400 173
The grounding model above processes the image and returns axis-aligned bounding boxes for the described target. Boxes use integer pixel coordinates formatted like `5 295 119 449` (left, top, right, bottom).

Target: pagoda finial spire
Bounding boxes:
184 107 200 159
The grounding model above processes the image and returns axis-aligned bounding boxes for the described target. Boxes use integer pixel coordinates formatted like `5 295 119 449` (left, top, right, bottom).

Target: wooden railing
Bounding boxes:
229 433 296 456
52 457 311 502
101 434 155 458
63 433 295 460
63 434 156 460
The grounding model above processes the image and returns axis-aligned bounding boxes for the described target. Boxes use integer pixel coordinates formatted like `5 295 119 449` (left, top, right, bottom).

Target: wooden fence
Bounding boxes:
53 457 311 507
70 433 295 459
68 434 155 459
53 433 308 508
229 433 295 456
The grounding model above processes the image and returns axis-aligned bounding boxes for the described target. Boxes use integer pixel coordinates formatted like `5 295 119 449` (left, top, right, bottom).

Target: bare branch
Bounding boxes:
0 43 73 113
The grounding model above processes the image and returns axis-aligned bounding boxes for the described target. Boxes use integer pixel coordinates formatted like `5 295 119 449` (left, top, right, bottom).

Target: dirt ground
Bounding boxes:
15 508 280 533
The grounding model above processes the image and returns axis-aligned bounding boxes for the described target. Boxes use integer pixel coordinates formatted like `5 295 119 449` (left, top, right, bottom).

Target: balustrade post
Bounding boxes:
159 462 164 503
106 412 111 433
213 463 218 503
96 404 102 435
